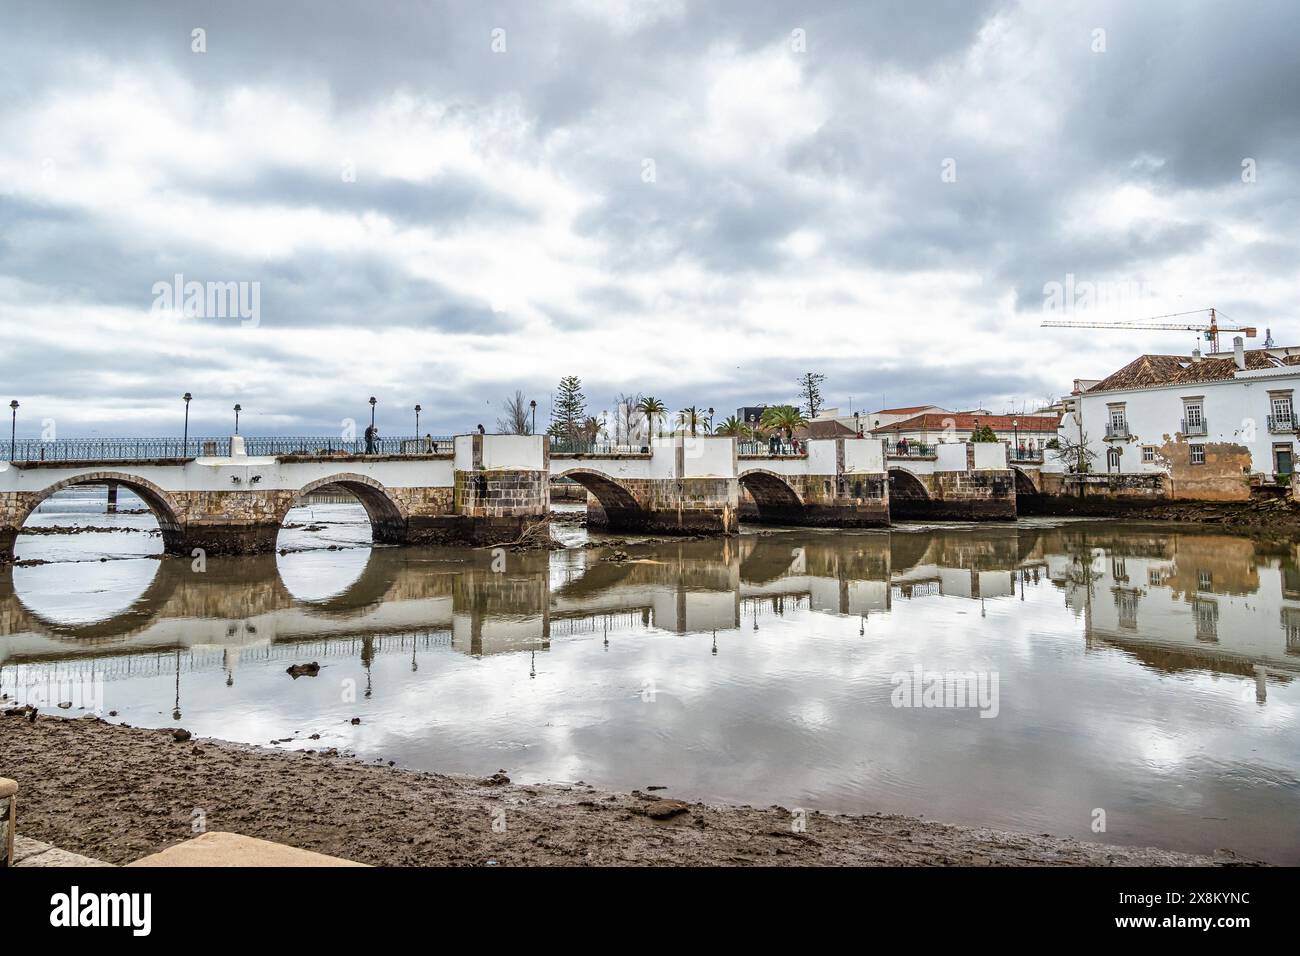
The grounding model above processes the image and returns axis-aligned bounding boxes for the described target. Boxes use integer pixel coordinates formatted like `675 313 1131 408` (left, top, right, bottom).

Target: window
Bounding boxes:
1275 444 1294 476
1183 401 1203 427
1193 598 1219 642
1107 405 1127 437
1189 444 1206 465
1272 395 1294 423
1142 446 1155 463
1113 588 1140 630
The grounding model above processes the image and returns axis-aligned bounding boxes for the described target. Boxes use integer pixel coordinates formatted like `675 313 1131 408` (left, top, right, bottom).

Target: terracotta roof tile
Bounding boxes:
1087 349 1297 392
871 413 1060 433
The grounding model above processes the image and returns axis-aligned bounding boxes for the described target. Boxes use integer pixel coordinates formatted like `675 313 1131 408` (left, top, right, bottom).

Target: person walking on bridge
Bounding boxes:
364 422 378 454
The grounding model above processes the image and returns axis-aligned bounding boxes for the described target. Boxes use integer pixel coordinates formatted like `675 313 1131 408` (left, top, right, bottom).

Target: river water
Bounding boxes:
2 488 1298 862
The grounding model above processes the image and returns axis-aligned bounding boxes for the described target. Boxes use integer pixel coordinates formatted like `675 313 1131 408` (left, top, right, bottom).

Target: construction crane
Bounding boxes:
1041 308 1256 353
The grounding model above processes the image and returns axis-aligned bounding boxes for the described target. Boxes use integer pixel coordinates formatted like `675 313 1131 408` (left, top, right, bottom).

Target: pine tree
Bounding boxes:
797 372 826 419
549 375 587 441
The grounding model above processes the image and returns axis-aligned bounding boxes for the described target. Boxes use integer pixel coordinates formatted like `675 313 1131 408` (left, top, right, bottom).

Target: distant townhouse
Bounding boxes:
871 410 1061 460
867 405 950 431
1065 337 1300 500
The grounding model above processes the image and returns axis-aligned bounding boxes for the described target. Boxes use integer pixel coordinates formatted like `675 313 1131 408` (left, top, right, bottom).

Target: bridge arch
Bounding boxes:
553 468 644 529
18 471 185 550
887 467 930 501
290 474 408 544
738 469 804 524
1011 466 1040 496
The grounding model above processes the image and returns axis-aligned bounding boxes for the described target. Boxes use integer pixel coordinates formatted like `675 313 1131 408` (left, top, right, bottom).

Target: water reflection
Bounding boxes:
2 520 1298 862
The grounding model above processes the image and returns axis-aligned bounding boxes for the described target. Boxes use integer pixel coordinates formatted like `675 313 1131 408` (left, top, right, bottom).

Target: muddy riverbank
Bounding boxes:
0 715 1256 866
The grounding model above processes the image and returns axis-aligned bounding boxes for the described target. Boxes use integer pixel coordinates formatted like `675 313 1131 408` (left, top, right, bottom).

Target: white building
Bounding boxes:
1063 337 1300 499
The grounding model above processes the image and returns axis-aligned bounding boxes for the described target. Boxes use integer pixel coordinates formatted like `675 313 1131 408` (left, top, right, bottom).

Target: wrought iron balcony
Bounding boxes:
1180 418 1207 436
1104 422 1129 440
1268 414 1296 433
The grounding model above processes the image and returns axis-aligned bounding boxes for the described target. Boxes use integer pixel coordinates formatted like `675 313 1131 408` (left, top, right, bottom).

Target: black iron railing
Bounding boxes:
738 440 806 456
548 439 647 455
1268 414 1296 433
1010 447 1044 463
7 435 453 462
1180 418 1207 436
1105 422 1129 440
886 443 936 458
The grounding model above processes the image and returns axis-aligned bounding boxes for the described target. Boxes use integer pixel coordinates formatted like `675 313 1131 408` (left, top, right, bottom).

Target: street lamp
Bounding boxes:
414 403 422 435
1012 418 1019 458
8 400 17 461
529 399 537 436
182 393 192 450
854 411 861 436
233 403 241 435
369 396 377 429
707 407 714 433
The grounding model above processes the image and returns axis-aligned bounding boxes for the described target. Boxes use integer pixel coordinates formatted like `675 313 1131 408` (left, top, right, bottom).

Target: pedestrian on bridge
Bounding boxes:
364 423 378 454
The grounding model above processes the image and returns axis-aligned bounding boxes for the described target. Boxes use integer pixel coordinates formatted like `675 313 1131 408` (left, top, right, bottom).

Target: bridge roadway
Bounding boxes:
1 433 1021 560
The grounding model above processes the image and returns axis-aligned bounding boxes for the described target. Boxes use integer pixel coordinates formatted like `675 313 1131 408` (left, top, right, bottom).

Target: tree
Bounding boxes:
970 424 999 442
614 391 644 444
549 376 586 441
714 415 749 437
637 396 667 439
797 372 827 419
1052 432 1097 473
495 389 532 435
580 415 602 443
677 405 705 437
761 404 807 442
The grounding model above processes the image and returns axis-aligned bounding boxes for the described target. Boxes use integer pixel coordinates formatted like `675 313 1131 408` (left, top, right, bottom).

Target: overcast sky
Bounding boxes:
2 0 1297 438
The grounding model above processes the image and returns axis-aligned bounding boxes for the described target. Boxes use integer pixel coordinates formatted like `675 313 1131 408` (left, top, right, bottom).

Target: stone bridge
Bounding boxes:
0 434 548 560
1 433 1021 560
883 441 1017 520
551 435 892 532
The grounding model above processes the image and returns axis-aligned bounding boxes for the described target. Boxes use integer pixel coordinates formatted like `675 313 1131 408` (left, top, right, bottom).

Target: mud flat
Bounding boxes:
0 715 1258 867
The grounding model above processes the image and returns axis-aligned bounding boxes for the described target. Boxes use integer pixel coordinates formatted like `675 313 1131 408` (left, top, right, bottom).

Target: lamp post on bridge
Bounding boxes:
233 403 241 435
707 407 714 434
8 400 17 462
182 393 192 451
529 399 537 436
414 403 421 437
1012 418 1019 460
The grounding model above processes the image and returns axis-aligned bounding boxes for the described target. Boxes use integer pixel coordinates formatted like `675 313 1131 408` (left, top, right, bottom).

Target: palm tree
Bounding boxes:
678 405 704 437
761 405 807 445
713 415 748 438
637 396 667 439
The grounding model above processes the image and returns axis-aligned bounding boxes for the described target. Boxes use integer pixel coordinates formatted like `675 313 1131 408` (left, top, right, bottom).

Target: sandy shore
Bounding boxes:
0 714 1258 866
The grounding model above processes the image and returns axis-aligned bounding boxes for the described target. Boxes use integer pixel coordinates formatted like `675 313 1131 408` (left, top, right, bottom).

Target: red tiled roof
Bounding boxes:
872 413 1061 433
793 420 858 440
873 404 939 415
1087 350 1300 392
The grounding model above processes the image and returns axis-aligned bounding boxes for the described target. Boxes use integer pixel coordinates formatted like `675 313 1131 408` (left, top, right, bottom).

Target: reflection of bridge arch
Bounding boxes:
279 547 398 617
291 474 407 544
738 469 804 524
553 468 644 529
19 471 183 549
